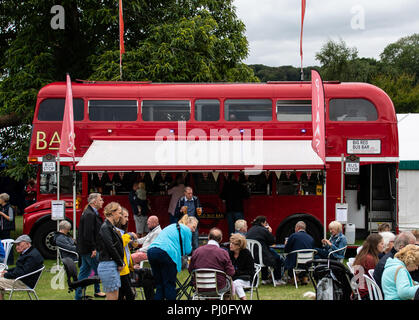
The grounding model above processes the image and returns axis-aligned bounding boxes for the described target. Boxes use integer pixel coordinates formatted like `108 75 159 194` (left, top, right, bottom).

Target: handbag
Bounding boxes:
176 223 189 270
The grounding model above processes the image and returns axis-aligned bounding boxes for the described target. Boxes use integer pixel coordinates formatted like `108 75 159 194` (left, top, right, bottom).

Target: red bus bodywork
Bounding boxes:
24 81 398 258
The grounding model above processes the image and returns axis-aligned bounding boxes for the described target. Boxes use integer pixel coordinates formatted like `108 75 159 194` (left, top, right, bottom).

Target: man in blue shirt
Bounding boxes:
174 187 202 251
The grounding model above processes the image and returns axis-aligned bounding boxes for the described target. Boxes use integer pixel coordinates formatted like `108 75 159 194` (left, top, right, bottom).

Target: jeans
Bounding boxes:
192 227 199 252
147 247 177 300
226 211 244 236
75 253 101 300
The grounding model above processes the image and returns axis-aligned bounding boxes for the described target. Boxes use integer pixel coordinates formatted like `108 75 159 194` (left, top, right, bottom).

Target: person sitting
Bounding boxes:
228 233 254 300
353 233 384 300
283 221 314 285
379 231 396 258
188 228 235 296
131 215 162 265
234 219 248 236
374 231 417 289
0 235 44 300
378 222 391 233
54 220 78 261
382 244 419 300
246 216 284 285
315 221 347 260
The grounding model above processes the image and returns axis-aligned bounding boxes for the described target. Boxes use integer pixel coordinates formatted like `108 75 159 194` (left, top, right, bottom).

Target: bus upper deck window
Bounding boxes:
195 100 220 121
89 100 138 121
142 100 190 121
38 98 84 121
329 99 378 121
277 100 311 121
225 99 272 121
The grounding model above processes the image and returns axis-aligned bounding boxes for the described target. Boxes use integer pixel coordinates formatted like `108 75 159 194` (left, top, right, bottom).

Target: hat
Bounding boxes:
13 234 32 244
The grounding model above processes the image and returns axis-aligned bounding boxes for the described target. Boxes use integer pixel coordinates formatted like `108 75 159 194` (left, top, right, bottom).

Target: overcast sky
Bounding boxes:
234 0 419 67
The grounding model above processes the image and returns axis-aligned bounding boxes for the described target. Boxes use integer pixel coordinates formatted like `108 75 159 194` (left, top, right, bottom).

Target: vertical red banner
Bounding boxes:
311 70 326 163
59 74 75 158
300 0 306 69
119 0 125 55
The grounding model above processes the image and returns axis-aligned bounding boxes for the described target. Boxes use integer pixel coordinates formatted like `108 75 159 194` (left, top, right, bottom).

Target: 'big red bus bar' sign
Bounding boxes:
347 139 381 154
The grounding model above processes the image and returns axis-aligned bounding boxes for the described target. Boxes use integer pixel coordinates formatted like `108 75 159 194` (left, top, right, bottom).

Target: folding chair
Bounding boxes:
246 239 278 287
242 263 262 300
191 268 233 300
4 265 45 300
1 239 14 265
363 274 383 300
288 249 317 288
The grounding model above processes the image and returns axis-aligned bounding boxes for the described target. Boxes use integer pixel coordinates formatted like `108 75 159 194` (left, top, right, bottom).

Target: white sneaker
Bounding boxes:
274 280 287 286
261 280 271 285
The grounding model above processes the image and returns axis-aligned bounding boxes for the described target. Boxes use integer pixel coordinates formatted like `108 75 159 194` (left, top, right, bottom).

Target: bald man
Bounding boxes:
188 228 235 292
132 216 162 264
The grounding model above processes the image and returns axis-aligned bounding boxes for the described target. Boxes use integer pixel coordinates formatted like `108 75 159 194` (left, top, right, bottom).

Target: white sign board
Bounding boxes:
51 200 65 221
345 162 360 174
335 203 348 224
347 139 381 154
42 161 56 173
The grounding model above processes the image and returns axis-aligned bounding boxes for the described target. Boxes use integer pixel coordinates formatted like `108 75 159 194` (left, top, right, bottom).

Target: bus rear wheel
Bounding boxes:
276 216 323 248
32 220 57 259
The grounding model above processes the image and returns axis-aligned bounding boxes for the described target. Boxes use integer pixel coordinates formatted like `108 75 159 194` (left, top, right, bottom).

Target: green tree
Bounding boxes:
0 0 256 179
379 34 419 83
315 39 379 82
372 73 419 113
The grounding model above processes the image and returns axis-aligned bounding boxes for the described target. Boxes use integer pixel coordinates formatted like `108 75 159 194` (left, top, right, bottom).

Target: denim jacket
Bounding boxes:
326 232 347 259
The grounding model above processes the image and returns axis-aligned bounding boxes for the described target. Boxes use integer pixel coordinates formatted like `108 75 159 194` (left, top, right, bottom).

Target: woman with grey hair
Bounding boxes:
379 231 396 258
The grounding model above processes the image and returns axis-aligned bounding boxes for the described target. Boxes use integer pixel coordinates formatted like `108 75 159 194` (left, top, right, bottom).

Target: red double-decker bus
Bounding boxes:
24 80 398 258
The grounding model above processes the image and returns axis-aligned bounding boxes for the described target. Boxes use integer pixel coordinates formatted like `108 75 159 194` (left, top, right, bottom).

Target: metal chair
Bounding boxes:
288 249 317 288
62 257 100 300
246 239 278 287
327 246 347 267
242 263 262 300
1 239 14 265
57 246 79 263
363 274 383 300
4 265 45 300
191 268 233 300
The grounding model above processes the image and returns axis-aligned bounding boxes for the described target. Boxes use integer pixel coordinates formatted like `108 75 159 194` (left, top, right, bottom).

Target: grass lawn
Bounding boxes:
6 215 316 300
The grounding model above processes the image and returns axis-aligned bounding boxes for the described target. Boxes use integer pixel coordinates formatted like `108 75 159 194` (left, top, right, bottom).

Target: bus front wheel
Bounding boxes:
32 220 58 259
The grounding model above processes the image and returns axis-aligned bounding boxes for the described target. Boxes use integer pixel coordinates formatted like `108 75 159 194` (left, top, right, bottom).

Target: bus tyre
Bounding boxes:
33 220 58 259
277 218 323 248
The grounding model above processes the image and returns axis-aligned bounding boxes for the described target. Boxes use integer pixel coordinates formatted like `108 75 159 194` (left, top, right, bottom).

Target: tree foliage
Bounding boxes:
0 0 257 179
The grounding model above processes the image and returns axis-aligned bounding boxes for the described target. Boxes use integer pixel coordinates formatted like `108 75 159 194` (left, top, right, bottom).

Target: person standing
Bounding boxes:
0 193 15 265
97 202 125 300
75 193 105 299
115 207 136 301
147 216 198 300
220 173 250 236
167 177 185 224
131 215 162 264
174 187 202 251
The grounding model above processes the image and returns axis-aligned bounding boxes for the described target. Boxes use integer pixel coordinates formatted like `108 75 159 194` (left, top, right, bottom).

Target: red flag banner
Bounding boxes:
311 70 326 163
119 0 125 55
300 0 306 68
59 74 75 158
